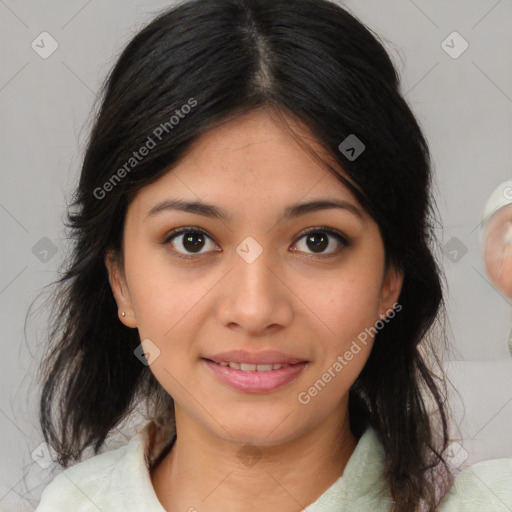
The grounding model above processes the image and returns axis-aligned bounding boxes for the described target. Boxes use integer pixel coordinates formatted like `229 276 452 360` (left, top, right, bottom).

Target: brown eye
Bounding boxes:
292 227 349 257
163 228 219 258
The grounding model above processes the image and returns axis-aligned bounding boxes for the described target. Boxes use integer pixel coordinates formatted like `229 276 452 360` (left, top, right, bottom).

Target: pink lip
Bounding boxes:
204 349 307 365
203 359 308 393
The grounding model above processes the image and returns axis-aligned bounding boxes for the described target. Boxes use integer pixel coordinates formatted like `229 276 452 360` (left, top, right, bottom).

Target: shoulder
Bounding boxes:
438 457 512 511
35 430 164 512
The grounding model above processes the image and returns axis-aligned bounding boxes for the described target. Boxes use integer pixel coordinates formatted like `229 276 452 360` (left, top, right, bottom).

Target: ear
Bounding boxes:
104 250 137 328
378 265 403 319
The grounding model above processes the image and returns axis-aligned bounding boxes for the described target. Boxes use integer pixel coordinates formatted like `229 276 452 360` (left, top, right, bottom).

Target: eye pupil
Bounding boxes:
183 232 205 253
306 232 329 253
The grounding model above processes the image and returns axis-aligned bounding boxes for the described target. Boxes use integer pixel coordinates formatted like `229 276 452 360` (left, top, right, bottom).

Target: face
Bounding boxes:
106 108 402 446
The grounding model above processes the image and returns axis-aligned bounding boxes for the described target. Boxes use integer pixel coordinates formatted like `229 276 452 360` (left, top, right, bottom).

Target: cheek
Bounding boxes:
303 279 378 407
310 270 383 338
124 248 211 341
300 266 383 378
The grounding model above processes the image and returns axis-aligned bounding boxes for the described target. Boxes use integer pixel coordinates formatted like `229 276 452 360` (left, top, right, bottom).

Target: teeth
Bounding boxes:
219 361 290 371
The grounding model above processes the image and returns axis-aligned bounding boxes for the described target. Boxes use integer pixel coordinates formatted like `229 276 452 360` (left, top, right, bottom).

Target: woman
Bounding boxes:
34 0 512 511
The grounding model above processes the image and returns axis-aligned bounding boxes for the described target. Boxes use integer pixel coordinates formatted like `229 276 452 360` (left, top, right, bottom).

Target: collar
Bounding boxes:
127 420 392 511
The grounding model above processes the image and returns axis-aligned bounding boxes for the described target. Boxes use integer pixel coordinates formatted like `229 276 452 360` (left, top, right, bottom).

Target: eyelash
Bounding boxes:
161 225 350 260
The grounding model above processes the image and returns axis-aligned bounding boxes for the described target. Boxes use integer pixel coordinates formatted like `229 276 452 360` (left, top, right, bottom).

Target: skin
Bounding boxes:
482 203 512 300
105 107 403 512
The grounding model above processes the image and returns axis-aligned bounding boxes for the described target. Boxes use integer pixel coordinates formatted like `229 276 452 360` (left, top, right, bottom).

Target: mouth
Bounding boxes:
201 358 308 393
202 358 303 372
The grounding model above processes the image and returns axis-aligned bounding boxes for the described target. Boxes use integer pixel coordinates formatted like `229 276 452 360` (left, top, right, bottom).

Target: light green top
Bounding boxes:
36 422 512 511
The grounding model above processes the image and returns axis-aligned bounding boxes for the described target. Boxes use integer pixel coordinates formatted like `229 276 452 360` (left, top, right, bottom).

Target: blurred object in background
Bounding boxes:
482 179 512 357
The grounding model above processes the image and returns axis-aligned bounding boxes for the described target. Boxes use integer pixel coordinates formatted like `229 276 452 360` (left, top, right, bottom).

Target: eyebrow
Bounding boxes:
145 198 364 222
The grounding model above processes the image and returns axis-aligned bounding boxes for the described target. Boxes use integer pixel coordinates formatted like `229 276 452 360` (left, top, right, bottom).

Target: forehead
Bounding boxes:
128 108 361 219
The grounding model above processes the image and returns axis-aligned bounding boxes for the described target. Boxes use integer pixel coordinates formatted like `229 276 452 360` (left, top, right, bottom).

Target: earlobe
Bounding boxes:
104 250 137 328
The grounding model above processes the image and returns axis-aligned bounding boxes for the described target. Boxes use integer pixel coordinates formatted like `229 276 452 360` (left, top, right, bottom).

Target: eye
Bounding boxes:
161 225 350 260
162 227 219 259
291 226 349 257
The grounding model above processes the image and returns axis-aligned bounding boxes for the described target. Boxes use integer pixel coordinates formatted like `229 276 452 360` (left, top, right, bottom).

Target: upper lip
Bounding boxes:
203 349 307 365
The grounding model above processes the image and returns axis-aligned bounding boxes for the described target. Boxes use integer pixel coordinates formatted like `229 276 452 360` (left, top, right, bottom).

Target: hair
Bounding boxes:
32 0 456 510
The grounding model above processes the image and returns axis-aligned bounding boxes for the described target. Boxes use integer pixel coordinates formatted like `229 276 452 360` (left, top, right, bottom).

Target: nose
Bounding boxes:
216 242 293 336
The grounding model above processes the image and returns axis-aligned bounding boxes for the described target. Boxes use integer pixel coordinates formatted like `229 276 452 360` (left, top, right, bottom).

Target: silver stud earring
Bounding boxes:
121 311 126 317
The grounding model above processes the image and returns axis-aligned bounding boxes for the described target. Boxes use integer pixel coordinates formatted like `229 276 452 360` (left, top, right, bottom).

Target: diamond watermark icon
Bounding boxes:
442 237 468 263
236 236 263 264
237 442 262 467
338 134 365 161
444 441 469 470
31 441 54 469
441 31 468 59
32 237 58 263
134 338 161 366
31 32 59 59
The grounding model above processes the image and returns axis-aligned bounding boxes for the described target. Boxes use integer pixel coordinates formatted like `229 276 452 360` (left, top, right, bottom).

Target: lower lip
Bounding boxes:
203 359 307 393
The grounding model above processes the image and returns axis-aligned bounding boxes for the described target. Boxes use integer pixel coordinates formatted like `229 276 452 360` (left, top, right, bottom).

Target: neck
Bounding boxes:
151 401 358 512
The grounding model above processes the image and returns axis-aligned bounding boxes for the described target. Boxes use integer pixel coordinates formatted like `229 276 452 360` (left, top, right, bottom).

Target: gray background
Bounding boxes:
1 0 511 509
